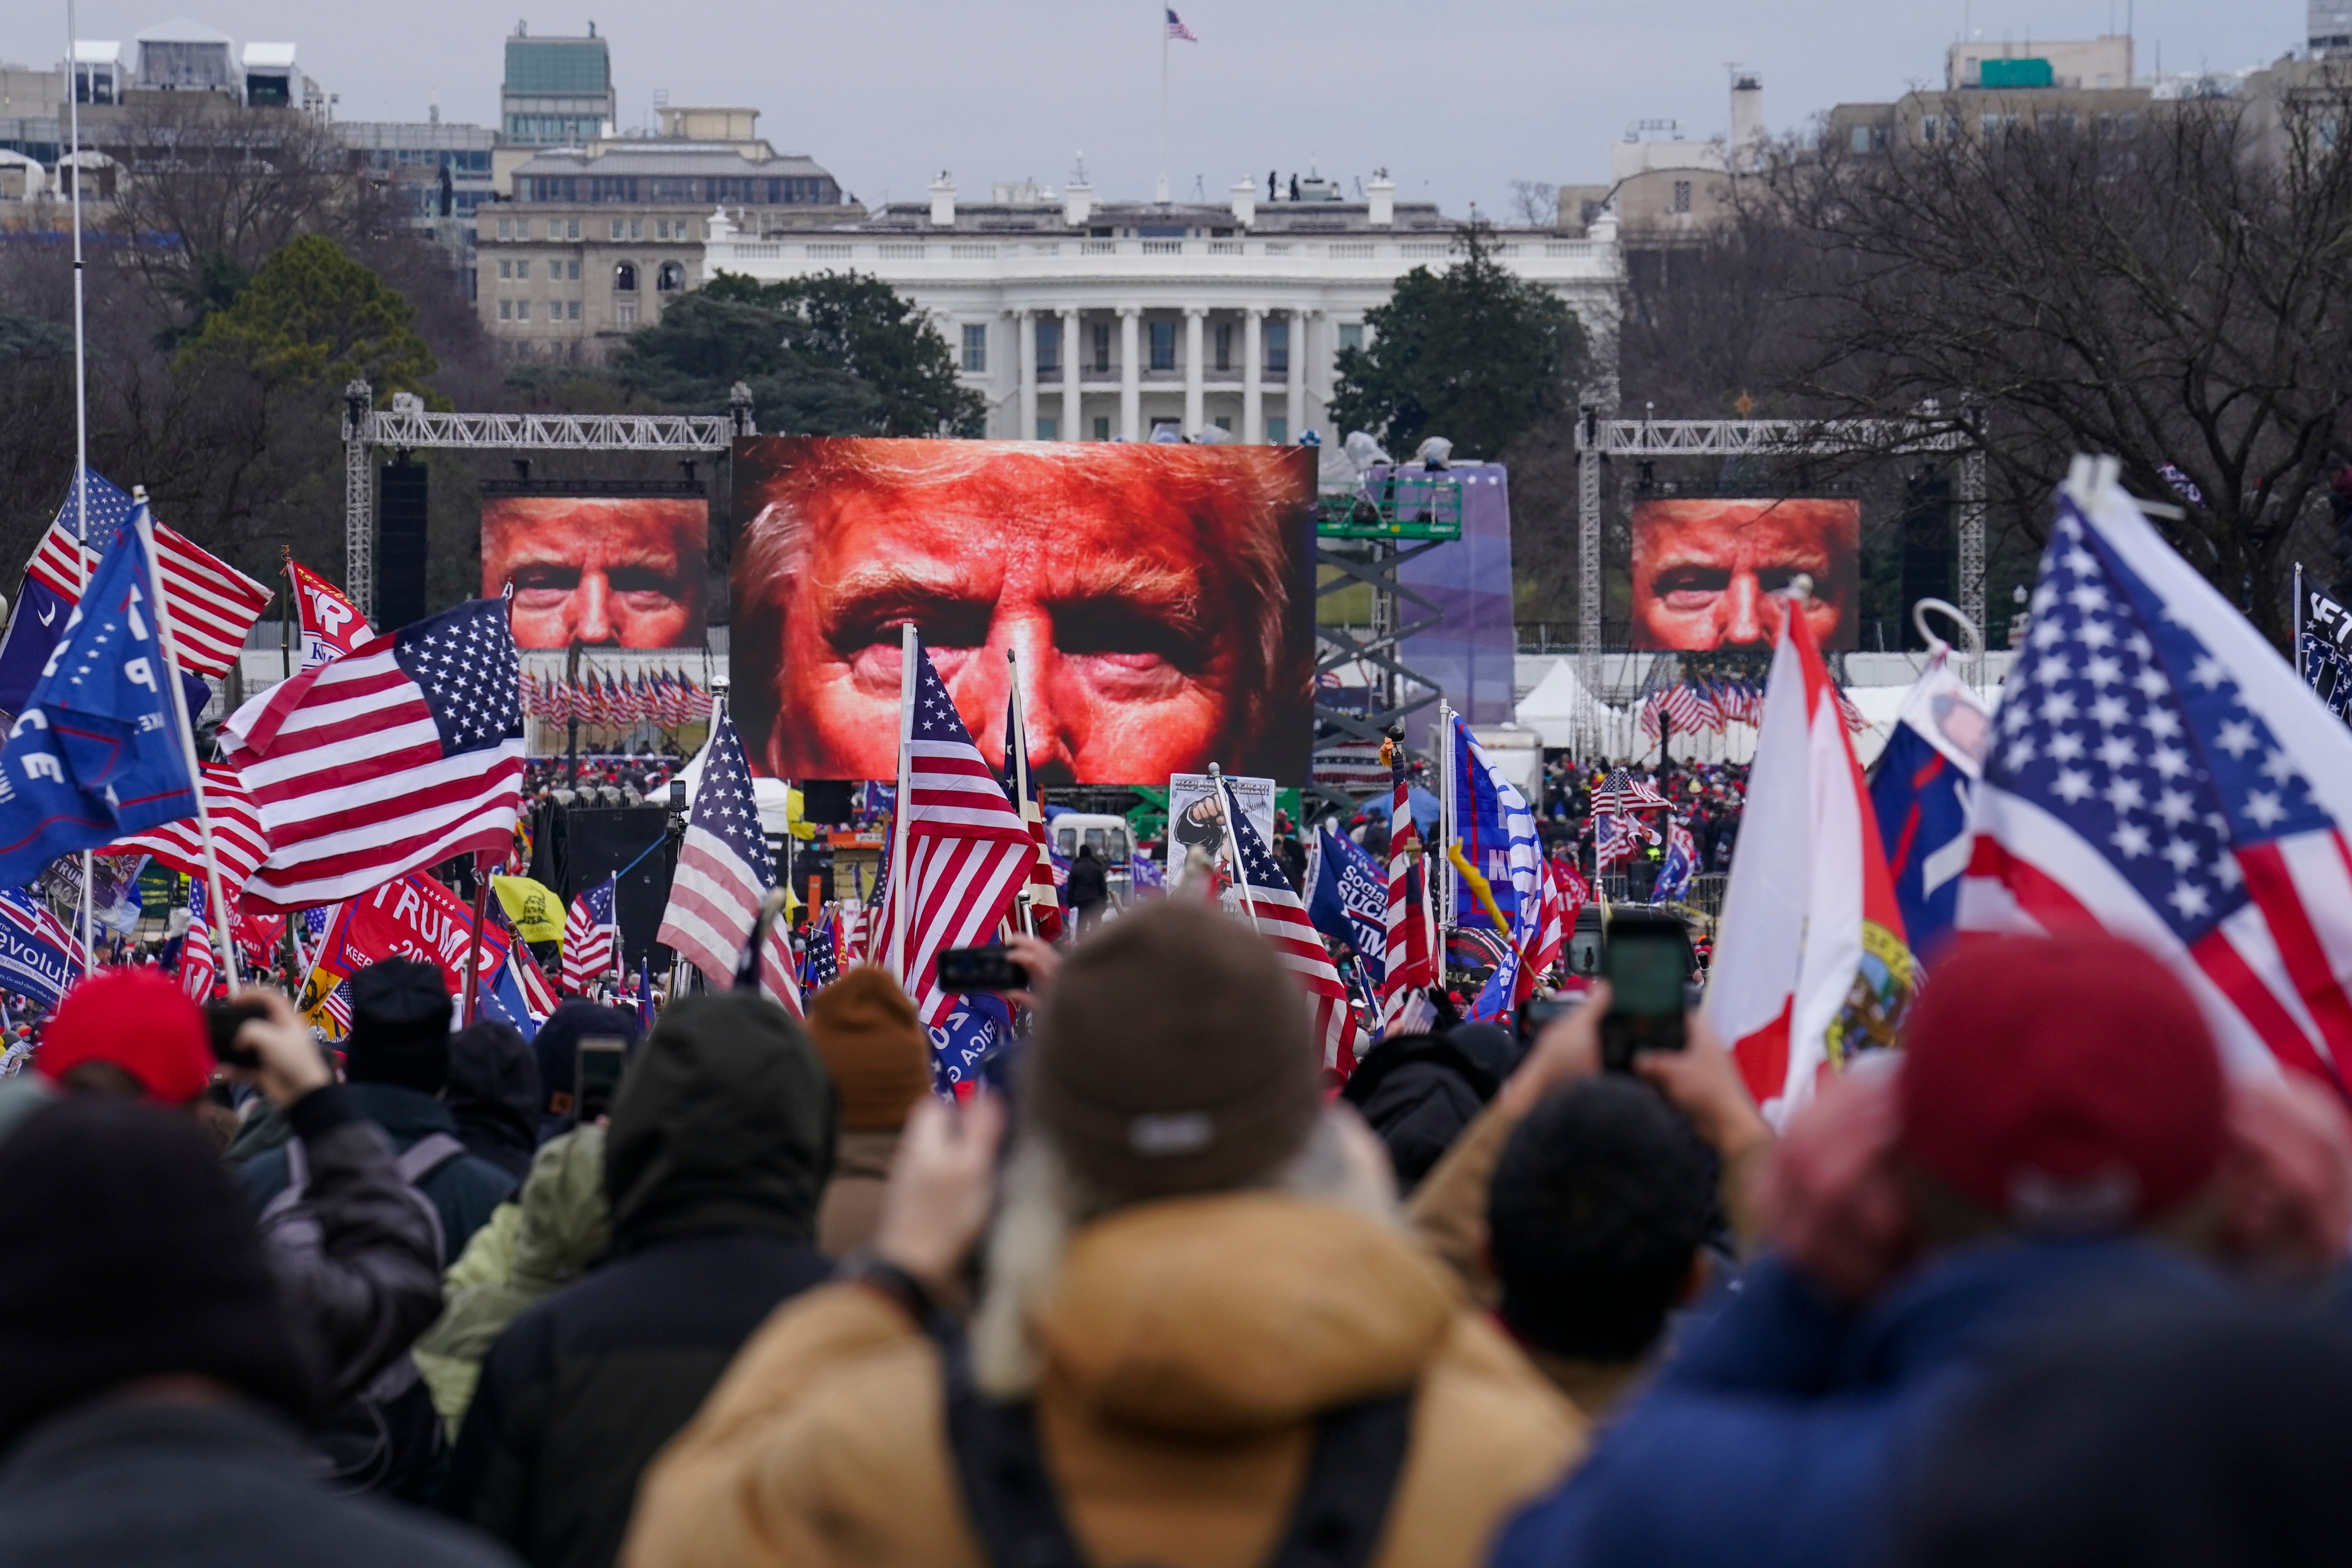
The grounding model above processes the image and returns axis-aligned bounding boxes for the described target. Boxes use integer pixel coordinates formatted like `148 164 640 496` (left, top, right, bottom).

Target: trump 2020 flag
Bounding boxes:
0 510 197 889
1707 593 1917 1124
1868 649 1992 960
1960 456 2352 1101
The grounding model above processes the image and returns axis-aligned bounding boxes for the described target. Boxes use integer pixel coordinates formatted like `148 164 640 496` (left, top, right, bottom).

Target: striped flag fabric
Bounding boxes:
179 880 218 1001
875 636 1033 1027
511 937 560 1019
561 874 618 995
1001 690 1063 940
654 706 801 1015
31 505 271 679
1691 679 1726 735
1165 7 1198 40
1223 776 1357 1072
1591 767 1673 814
221 597 525 913
1378 742 1437 1034
1960 458 2352 1106
102 763 270 896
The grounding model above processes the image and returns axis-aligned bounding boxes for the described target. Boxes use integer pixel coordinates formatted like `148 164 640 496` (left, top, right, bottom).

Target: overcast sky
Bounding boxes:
9 0 2304 216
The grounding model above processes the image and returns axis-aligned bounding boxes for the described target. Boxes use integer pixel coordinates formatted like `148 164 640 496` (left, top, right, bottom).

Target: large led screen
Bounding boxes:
731 437 1319 786
481 495 710 649
1629 497 1861 651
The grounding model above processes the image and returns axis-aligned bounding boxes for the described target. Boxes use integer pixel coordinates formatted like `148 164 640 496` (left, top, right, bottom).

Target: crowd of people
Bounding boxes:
0 897 2348 1568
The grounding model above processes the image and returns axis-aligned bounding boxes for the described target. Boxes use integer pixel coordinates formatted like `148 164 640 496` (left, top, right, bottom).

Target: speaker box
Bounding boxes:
378 457 429 633
536 804 678 969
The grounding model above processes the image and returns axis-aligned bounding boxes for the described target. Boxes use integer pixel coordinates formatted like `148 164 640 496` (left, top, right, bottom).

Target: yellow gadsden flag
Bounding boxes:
491 875 564 945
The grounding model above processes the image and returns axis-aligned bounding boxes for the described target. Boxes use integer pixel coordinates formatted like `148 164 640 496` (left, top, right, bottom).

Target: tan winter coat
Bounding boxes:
621 1191 1585 1568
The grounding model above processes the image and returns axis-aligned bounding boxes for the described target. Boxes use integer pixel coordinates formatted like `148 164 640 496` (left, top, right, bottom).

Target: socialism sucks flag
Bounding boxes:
1706 597 1916 1124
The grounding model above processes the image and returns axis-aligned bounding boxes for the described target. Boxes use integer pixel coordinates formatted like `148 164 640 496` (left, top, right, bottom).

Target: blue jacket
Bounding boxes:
1490 1237 2225 1568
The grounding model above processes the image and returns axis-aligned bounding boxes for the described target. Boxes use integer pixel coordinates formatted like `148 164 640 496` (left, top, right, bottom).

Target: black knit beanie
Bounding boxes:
0 1098 319 1454
342 958 454 1093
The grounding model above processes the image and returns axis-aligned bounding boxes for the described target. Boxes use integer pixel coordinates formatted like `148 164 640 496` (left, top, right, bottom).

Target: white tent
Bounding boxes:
1514 658 1608 748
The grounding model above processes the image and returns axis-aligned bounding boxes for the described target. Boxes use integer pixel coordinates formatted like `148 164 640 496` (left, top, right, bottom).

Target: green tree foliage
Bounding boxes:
1329 224 1587 460
177 233 436 397
615 270 983 437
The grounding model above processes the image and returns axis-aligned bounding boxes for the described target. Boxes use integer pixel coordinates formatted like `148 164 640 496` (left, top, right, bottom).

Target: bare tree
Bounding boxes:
1507 179 1560 228
1764 77 2352 640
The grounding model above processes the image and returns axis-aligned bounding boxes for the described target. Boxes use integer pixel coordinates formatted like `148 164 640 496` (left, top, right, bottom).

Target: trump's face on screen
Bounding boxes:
482 497 708 649
1629 497 1860 651
731 440 1313 785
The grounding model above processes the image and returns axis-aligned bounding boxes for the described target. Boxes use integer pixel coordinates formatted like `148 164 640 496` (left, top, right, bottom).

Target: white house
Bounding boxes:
701 173 1621 444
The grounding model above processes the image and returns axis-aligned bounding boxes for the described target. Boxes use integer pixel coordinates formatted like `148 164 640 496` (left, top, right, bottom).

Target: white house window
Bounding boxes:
1338 323 1364 354
656 262 685 292
1036 318 1060 374
1267 416 1288 444
1037 415 1060 440
1092 322 1111 372
962 323 988 373
1265 321 1289 375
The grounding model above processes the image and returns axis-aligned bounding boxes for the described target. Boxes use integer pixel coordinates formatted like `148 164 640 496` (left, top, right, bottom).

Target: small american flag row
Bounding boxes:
223 597 526 913
28 475 272 678
654 706 801 1016
875 636 1034 1027
523 671 711 731
561 875 618 996
1223 778 1358 1072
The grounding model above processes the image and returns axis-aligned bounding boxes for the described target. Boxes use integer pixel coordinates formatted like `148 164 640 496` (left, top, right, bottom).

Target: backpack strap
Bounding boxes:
940 1330 1415 1568
283 1136 311 1199
397 1132 468 1186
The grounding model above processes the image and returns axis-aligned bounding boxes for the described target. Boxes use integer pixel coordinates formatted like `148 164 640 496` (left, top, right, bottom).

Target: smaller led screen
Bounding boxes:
1629 497 1861 651
481 495 709 649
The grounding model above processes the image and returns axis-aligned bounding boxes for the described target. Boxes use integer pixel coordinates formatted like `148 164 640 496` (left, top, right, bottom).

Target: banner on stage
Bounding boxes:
1630 497 1861 652
729 437 1319 786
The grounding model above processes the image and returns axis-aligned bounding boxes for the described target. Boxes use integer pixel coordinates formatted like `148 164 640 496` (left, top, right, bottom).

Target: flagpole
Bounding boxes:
889 623 916 984
66 0 96 977
131 497 239 991
1157 1 1169 204
1007 647 1036 937
1212 765 1260 933
1437 702 1456 934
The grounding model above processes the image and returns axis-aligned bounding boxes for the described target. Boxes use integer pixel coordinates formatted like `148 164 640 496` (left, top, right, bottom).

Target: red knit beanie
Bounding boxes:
38 968 213 1106
1900 930 2225 1229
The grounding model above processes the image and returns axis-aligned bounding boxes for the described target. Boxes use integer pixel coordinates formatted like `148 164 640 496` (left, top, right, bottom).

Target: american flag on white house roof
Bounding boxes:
1223 776 1357 1072
654 707 800 1015
1959 457 2352 1104
1165 7 1198 40
562 874 618 995
222 597 525 913
877 635 1033 1028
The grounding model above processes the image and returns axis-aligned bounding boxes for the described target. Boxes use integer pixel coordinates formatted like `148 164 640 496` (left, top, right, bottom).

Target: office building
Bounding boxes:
500 24 613 146
701 170 1619 443
477 106 858 352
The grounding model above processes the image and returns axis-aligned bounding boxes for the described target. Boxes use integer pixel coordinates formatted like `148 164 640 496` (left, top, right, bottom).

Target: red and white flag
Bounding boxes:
179 880 218 1001
102 762 271 896
1706 595 1915 1124
289 558 370 670
654 707 801 1015
32 515 271 678
876 635 1033 1027
561 874 618 996
1378 747 1437 1035
221 598 525 913
1222 777 1359 1072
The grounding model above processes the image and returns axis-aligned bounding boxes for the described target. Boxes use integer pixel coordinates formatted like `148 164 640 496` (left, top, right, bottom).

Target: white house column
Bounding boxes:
1243 307 1265 443
1285 307 1306 443
1059 307 1080 441
1183 306 1206 435
1017 308 1038 440
1118 306 1141 441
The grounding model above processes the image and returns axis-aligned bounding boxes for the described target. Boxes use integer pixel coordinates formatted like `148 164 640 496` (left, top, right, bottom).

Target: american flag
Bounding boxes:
1002 689 1064 940
1165 7 1198 40
1960 463 2352 1103
511 937 560 1018
1594 810 1654 872
1664 682 1703 733
321 979 353 1037
562 874 618 995
1590 767 1672 814
222 597 525 913
1378 744 1437 1034
179 880 217 1001
102 762 270 897
30 480 272 678
802 922 839 992
1691 679 1726 735
876 636 1033 1027
655 707 801 1015
1222 777 1357 1072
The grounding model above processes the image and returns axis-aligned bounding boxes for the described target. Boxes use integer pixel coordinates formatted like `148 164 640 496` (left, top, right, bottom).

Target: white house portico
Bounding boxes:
702 175 1621 444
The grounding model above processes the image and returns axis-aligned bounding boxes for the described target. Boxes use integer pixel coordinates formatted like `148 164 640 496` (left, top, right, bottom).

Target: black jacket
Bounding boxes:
1341 1032 1501 1193
0 1396 514 1568
439 993 837 1568
1065 852 1109 907
239 1082 518 1260
261 1085 447 1408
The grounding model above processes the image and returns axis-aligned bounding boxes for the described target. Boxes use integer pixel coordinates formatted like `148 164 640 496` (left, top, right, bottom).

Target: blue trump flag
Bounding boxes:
931 989 1013 1091
1308 823 1388 986
0 510 196 889
0 472 136 716
0 888 85 1004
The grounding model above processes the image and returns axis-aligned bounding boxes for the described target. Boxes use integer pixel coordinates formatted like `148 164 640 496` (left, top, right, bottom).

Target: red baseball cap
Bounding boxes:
37 969 213 1106
1899 930 2225 1230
